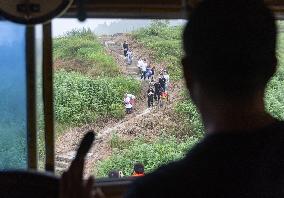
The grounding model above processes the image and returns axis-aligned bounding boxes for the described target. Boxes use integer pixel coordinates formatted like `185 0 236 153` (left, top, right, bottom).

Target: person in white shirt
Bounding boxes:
137 57 144 75
127 94 136 109
124 94 132 114
137 57 144 68
140 59 147 80
163 70 170 91
127 50 133 65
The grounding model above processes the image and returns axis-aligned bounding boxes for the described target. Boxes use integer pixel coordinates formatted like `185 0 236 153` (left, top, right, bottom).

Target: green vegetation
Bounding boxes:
53 28 120 77
133 20 184 80
175 99 204 137
96 134 199 177
265 31 284 120
53 28 141 126
54 71 141 125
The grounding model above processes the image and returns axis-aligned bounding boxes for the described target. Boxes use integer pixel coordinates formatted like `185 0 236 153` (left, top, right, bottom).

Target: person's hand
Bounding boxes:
60 158 95 198
59 131 105 198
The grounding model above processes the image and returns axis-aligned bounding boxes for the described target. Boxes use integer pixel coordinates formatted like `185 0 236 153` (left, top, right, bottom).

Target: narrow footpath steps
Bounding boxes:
55 150 94 174
101 36 141 79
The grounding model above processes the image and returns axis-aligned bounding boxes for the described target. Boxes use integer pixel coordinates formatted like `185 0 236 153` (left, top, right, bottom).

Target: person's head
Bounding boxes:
143 58 147 62
182 0 277 105
133 163 144 174
124 41 126 43
108 170 120 178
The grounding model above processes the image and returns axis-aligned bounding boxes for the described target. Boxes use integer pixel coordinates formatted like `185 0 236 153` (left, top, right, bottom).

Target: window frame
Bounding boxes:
25 0 284 183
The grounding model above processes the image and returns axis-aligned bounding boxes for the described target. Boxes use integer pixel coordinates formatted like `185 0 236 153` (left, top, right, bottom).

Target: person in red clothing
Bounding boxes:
132 163 145 177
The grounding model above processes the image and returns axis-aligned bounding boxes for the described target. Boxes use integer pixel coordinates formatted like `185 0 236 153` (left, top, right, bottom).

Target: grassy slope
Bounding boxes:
54 71 141 124
132 21 184 80
38 29 141 168
53 28 120 77
53 29 141 126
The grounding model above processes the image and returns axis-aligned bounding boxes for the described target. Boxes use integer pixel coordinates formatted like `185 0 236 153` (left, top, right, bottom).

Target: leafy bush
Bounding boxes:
175 98 204 137
109 133 132 150
96 135 199 177
54 71 141 124
53 28 120 77
133 21 184 80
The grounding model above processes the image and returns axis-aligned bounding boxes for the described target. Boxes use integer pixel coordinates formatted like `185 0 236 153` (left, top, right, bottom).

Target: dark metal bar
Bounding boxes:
26 25 37 170
43 22 55 172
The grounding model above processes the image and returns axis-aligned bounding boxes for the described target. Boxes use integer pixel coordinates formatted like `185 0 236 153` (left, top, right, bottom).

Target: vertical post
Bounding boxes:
26 25 37 170
43 22 55 172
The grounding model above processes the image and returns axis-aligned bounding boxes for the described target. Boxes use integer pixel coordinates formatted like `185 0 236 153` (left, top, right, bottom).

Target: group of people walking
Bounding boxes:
137 57 155 80
122 41 171 113
147 70 170 108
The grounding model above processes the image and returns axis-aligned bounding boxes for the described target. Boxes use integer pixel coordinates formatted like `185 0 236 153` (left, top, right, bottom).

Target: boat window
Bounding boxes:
0 21 27 169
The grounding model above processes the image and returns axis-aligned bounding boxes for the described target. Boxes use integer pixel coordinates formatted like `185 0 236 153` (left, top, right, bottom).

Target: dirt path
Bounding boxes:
55 106 152 175
55 33 182 176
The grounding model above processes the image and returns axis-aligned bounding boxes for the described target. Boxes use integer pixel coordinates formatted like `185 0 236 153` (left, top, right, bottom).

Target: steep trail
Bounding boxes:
101 35 141 80
55 33 182 176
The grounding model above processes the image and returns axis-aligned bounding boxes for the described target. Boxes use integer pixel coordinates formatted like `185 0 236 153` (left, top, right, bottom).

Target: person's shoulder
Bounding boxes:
261 121 284 146
124 137 231 198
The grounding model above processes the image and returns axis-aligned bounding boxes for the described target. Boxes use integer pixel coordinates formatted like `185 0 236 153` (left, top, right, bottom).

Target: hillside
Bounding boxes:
51 24 197 176
93 22 203 176
51 21 284 177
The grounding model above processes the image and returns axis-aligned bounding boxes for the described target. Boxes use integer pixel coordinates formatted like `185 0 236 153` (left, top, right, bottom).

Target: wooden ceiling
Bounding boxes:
64 0 284 19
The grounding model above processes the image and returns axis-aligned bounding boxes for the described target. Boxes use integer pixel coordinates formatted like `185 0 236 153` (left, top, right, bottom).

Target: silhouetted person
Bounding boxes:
125 1 284 198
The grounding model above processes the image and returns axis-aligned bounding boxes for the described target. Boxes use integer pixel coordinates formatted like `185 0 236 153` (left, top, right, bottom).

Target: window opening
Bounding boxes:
0 21 27 169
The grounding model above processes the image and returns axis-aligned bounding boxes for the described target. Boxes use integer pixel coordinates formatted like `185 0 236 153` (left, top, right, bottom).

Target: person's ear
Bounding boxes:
272 55 277 75
182 57 193 92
